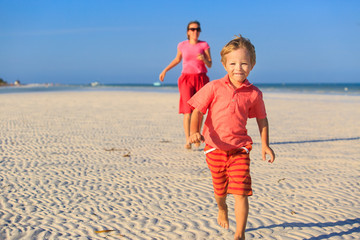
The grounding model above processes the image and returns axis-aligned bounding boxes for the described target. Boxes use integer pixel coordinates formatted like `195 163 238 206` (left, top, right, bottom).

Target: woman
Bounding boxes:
159 20 212 149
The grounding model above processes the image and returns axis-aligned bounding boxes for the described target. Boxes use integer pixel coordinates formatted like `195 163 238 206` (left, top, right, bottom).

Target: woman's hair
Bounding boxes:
220 35 256 66
186 20 201 40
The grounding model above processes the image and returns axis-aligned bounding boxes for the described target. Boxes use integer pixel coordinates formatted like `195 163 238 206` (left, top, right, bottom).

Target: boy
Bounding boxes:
188 35 275 240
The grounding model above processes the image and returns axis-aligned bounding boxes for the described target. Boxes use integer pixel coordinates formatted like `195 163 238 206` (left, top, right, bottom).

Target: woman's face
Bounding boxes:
187 23 200 40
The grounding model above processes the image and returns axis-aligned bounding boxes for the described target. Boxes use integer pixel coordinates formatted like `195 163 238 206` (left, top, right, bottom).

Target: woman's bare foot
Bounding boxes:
218 206 229 229
194 142 201 148
184 142 192 149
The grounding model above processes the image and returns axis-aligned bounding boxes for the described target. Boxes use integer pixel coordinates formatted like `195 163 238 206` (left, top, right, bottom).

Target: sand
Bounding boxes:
0 90 359 240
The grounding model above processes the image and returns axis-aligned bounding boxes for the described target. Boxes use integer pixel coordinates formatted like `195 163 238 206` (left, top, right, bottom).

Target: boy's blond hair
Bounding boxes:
220 35 256 67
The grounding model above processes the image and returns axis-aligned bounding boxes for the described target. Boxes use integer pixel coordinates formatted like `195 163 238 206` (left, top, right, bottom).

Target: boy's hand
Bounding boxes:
262 146 275 163
189 132 204 144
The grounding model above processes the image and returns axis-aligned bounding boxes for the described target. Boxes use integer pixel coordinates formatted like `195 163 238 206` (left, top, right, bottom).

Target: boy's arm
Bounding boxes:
256 117 275 163
189 108 205 144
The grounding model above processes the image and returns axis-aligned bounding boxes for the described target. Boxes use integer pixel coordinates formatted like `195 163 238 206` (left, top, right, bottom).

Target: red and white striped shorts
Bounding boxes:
204 144 253 197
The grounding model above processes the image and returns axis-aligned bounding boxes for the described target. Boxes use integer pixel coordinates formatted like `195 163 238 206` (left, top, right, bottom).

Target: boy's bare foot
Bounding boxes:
184 143 192 149
218 207 229 229
234 234 245 240
194 142 200 148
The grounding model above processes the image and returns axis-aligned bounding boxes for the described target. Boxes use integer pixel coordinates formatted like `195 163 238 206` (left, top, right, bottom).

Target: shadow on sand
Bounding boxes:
270 136 360 145
247 218 360 240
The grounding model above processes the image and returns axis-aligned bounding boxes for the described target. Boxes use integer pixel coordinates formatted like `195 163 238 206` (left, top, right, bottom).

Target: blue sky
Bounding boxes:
1 0 359 85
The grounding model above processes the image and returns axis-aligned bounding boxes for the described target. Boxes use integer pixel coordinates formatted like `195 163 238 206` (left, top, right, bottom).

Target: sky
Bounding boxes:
1 0 360 85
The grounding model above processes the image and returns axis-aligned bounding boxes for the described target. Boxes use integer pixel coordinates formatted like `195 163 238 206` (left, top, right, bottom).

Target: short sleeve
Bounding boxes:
177 41 184 52
188 82 214 115
248 91 267 119
202 41 210 51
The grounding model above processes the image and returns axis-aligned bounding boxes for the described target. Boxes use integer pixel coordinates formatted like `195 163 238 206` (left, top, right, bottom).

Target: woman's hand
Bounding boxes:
159 71 166 82
198 49 212 68
197 54 205 61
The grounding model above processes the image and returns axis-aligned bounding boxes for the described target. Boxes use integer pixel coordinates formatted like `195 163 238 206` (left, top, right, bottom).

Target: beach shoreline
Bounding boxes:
1 82 360 96
1 91 359 239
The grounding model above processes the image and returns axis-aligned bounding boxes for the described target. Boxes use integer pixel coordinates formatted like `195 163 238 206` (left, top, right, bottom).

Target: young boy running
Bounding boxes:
188 35 275 240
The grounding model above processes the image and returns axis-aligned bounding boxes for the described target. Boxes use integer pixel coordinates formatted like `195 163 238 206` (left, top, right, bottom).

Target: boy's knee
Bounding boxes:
234 195 248 201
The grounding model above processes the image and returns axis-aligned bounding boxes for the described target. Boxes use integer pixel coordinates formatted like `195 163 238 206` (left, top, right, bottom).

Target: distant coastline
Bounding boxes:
1 82 360 96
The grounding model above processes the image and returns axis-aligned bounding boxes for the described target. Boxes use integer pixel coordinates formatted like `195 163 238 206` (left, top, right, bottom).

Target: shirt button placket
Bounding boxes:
230 91 237 112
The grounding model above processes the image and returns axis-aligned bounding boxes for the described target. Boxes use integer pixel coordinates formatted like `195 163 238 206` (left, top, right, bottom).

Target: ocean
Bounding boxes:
1 82 360 96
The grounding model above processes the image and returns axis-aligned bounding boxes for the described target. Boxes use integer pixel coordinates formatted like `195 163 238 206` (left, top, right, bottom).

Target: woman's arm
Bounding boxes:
197 48 212 68
159 49 182 82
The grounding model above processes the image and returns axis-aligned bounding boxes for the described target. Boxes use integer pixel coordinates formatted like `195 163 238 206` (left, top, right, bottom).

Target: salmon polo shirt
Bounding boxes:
188 75 267 151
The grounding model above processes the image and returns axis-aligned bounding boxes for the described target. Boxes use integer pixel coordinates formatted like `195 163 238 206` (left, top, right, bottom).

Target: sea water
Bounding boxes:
1 82 360 96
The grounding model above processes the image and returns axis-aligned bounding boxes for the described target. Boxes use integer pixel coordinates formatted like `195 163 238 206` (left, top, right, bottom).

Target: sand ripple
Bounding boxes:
1 91 359 239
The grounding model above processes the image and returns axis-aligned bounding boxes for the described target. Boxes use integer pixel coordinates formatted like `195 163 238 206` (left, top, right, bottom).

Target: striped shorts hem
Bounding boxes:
204 144 253 197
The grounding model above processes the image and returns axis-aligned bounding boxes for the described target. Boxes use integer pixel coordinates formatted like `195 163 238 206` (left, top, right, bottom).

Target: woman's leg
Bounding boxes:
183 113 191 149
194 113 203 147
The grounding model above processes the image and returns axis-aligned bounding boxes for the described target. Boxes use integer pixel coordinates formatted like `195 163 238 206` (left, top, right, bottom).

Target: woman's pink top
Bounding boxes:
178 40 210 74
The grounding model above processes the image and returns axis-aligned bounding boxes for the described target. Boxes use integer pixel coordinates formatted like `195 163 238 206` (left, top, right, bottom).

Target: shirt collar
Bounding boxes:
223 74 253 89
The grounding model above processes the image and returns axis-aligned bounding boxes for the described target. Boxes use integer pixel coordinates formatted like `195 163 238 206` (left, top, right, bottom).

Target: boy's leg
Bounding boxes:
214 194 229 229
205 147 230 229
233 195 249 240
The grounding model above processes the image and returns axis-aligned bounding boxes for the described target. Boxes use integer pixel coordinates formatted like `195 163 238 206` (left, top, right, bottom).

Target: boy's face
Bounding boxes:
222 48 254 87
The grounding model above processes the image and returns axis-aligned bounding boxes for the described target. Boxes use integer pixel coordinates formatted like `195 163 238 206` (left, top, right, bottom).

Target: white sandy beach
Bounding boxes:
0 90 359 240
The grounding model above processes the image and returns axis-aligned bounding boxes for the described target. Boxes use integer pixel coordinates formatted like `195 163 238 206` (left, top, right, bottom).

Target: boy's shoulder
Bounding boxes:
246 84 264 103
239 79 263 93
201 78 226 92
210 76 228 86
200 77 230 97
248 83 262 93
